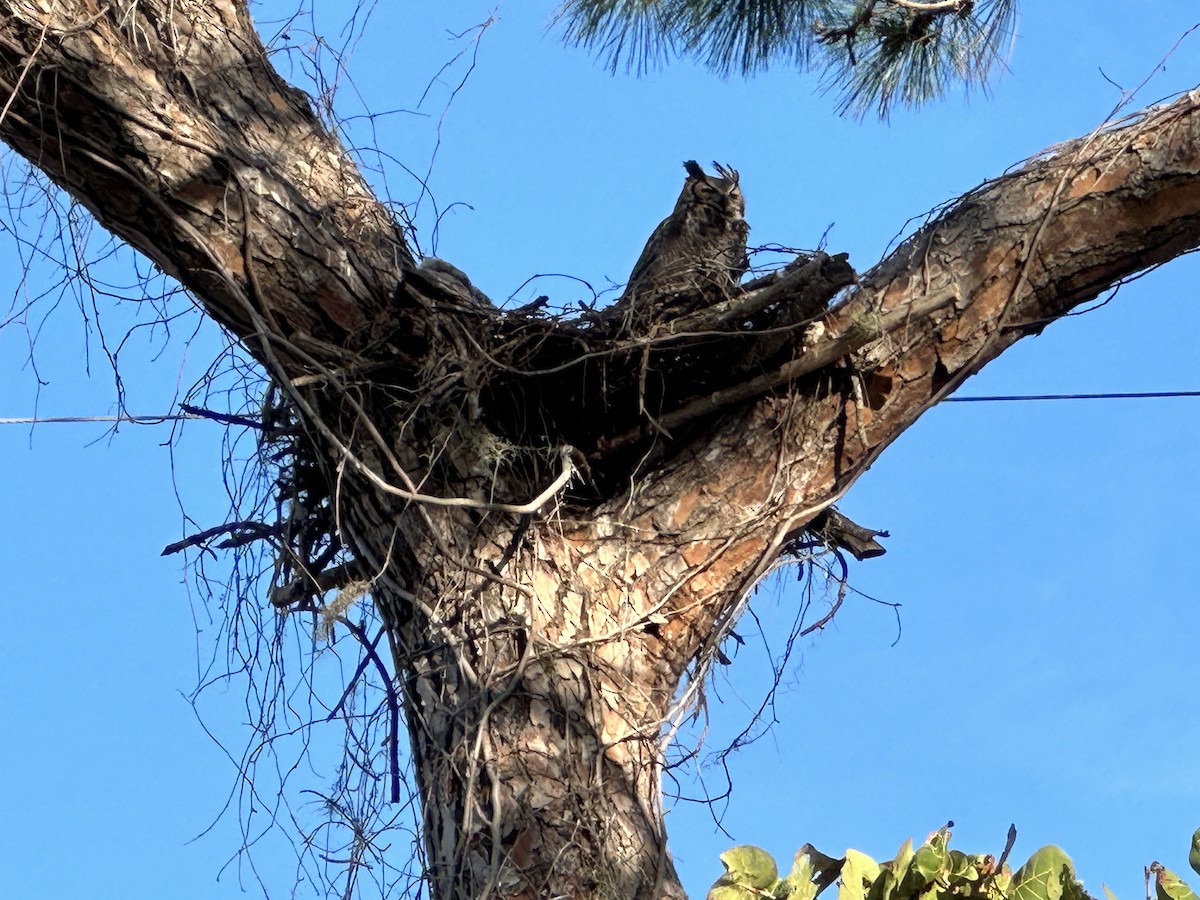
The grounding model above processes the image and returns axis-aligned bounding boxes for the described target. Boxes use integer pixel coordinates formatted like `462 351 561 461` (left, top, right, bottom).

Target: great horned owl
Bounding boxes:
620 160 749 322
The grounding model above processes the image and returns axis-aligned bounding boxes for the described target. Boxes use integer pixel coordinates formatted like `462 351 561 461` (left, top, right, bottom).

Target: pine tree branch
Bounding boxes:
0 2 414 368
603 89 1200 679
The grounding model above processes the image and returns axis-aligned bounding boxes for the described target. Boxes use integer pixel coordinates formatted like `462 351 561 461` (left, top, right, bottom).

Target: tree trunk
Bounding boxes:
4 3 1200 898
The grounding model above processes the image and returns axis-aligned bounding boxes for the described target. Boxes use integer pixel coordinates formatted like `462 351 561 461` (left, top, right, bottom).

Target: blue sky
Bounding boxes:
2 3 1199 898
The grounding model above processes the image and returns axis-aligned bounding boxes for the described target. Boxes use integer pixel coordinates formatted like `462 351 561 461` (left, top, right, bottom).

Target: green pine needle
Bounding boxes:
555 0 1019 118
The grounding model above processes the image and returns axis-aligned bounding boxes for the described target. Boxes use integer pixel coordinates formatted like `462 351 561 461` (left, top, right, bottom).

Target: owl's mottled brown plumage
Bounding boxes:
621 160 749 322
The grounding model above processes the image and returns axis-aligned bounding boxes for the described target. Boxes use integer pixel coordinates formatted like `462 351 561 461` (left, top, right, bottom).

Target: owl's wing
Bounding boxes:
625 212 683 292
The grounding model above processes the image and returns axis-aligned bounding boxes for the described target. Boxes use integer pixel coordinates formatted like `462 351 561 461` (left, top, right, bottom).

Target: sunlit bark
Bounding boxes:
3 3 1200 897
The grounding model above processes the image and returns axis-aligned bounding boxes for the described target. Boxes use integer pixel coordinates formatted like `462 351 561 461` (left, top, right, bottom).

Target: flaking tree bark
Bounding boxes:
3 3 1200 898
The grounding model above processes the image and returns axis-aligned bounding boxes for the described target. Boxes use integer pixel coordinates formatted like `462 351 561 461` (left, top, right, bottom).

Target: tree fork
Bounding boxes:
5 4 1200 899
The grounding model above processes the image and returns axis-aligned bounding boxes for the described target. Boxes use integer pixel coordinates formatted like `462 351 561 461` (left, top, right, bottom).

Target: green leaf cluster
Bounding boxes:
706 827 1200 900
1145 827 1200 900
556 0 1019 118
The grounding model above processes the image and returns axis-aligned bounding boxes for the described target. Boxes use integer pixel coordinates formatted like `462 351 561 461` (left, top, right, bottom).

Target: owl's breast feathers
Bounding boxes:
621 160 749 314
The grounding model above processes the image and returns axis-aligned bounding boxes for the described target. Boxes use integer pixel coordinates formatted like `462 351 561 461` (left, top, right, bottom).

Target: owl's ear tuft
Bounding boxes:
713 162 739 184
683 160 705 180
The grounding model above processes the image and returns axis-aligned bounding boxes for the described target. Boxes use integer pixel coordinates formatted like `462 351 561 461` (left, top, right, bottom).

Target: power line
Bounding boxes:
0 404 263 428
2 390 1199 427
0 413 200 425
942 390 1200 402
